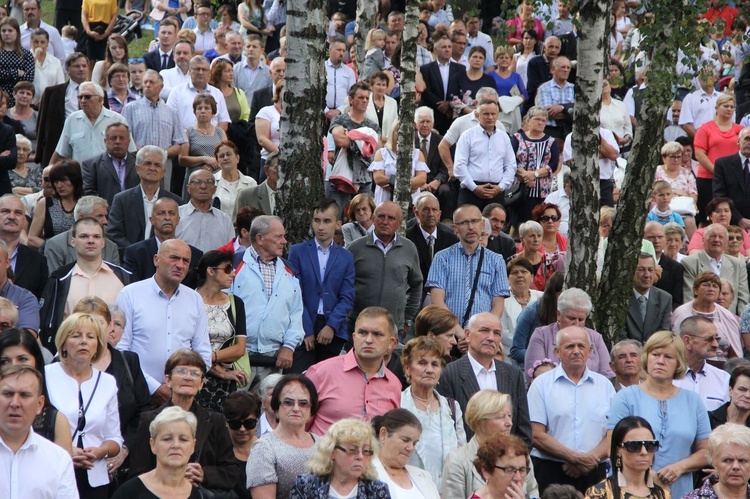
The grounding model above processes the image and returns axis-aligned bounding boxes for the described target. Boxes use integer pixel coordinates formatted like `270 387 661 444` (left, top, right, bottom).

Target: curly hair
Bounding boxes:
305 418 379 479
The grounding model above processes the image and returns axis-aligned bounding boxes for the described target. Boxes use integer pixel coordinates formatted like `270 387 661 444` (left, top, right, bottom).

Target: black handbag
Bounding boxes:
502 182 524 207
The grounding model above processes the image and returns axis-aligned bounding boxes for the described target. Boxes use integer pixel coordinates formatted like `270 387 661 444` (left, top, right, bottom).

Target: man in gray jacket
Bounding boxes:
347 201 423 339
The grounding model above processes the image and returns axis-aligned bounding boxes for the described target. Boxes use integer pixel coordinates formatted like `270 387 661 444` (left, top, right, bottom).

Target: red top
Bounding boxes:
703 5 739 36
693 120 742 179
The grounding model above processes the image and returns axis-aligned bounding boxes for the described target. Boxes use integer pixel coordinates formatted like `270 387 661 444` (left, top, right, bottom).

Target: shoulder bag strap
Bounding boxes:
462 247 485 327
71 371 102 442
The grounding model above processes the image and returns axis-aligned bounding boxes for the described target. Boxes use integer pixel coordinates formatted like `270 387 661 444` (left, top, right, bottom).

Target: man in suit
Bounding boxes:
437 312 531 443
624 253 673 343
235 153 277 217
406 192 457 303
420 36 462 135
249 57 285 121
0 195 47 298
644 221 683 309
108 146 182 251
287 198 355 373
143 18 178 72
526 36 561 112
35 52 89 167
82 123 139 206
682 223 749 314
122 197 202 287
414 107 451 216
482 203 517 261
713 127 750 228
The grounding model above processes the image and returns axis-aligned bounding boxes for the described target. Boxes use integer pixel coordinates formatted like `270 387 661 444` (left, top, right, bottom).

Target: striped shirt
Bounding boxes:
248 245 277 299
121 97 188 149
536 79 575 127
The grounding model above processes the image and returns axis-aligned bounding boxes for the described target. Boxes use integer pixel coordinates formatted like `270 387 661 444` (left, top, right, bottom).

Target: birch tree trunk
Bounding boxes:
355 0 379 66
276 0 327 244
394 0 418 233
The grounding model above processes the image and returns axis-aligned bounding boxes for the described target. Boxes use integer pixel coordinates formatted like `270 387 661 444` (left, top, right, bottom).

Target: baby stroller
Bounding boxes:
114 10 146 43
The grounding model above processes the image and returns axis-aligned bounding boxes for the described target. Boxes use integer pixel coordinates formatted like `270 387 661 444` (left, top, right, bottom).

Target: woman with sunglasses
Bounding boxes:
586 416 667 499
194 250 248 413
290 418 390 498
223 391 262 499
683 423 750 499
532 203 567 255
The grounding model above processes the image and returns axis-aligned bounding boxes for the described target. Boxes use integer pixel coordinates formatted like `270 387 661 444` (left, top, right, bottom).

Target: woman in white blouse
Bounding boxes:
500 258 543 363
255 79 283 172
30 28 64 105
369 122 429 205
213 140 257 218
600 77 632 156
45 312 122 499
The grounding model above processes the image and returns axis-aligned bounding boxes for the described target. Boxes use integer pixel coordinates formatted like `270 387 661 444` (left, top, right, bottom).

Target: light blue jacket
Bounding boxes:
231 250 304 354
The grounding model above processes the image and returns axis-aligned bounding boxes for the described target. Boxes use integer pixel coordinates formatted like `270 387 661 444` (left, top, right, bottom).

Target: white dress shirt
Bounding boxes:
673 361 730 411
64 81 80 118
159 66 190 100
442 111 506 146
166 80 231 128
33 55 65 105
453 125 517 191
325 59 357 113
679 88 722 130
467 350 497 391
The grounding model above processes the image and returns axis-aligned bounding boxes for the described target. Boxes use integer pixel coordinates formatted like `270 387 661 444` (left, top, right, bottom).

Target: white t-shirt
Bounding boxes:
255 104 281 161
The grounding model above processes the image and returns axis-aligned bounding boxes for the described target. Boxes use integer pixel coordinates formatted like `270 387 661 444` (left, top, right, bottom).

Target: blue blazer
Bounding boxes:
287 239 355 341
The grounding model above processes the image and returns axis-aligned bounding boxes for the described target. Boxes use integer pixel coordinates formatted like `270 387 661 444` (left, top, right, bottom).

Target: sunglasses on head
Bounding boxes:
227 418 258 431
621 440 660 453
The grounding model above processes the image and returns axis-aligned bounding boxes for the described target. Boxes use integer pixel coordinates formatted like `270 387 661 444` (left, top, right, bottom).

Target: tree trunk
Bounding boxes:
355 0 379 66
394 0 418 232
276 0 327 245
564 0 610 300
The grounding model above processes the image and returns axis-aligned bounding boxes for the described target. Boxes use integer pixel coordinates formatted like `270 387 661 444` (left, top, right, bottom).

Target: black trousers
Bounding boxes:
458 185 503 212
532 456 608 495
289 315 347 373
55 8 83 32
696 176 713 226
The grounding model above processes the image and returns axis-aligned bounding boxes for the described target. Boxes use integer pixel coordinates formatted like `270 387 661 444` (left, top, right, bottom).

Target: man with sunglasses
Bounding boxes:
527 326 616 494
674 316 730 411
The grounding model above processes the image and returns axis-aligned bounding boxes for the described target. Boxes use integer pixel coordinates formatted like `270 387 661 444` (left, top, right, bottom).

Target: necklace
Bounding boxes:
195 126 214 136
513 290 530 306
411 390 436 410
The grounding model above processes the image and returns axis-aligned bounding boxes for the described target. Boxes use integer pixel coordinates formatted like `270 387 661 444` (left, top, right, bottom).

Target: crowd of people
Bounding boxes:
5 0 750 498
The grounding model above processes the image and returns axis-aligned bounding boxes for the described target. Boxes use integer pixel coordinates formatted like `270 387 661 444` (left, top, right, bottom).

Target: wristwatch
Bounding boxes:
534 170 539 178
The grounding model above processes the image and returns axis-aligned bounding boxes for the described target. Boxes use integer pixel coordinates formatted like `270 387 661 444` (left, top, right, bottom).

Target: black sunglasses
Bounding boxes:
212 263 234 275
621 440 660 453
227 418 258 431
539 215 560 222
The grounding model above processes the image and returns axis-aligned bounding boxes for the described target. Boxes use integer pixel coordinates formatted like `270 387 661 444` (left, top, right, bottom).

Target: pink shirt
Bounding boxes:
693 120 742 179
306 349 401 436
688 227 750 256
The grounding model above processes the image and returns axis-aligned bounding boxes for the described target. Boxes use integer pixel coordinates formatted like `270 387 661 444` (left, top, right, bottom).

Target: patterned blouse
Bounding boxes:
0 48 34 107
511 131 559 199
586 475 670 499
654 165 697 196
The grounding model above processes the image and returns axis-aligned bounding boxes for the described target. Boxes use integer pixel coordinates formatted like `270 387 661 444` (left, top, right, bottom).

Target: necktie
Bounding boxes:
744 159 750 189
428 235 435 261
638 295 647 323
162 54 169 70
421 138 428 159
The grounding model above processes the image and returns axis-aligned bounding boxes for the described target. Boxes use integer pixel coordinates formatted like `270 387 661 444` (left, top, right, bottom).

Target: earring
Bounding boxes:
615 455 622 469
61 350 67 358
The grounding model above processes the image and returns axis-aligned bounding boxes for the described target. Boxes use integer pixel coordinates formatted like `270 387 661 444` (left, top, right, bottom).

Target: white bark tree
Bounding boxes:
355 0 379 66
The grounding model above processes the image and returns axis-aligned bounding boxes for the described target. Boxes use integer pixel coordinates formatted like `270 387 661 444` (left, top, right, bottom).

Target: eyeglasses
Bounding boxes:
189 179 216 186
686 334 719 343
42 176 50 182
539 215 560 222
621 440 660 453
212 263 233 274
728 235 743 241
666 155 682 160
335 445 374 457
494 465 530 476
455 218 483 227
227 418 258 431
129 57 145 64
78 94 97 100
172 367 203 378
281 398 311 409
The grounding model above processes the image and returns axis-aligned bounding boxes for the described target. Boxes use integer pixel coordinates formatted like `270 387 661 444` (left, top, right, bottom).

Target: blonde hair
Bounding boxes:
55 312 107 362
465 389 512 433
365 29 385 51
641 330 687 380
305 418 379 479
716 92 736 110
493 45 513 61
0 297 18 326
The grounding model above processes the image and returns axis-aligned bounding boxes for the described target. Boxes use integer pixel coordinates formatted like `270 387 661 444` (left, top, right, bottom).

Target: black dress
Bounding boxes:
32 404 58 442
111 477 202 499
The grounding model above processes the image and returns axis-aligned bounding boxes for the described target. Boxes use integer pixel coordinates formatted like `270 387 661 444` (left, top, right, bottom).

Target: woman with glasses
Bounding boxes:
608 330 711 499
532 203 567 255
683 423 750 499
510 221 566 292
194 250 248 413
655 141 698 238
468 433 531 499
179 94 227 199
246 374 321 499
585 416 667 499
129 349 240 493
10 134 41 197
223 391 262 499
291 418 389 498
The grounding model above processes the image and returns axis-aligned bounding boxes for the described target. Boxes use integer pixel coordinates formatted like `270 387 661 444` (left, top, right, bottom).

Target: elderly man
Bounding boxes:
81 122 139 206
175 169 234 252
0 195 47 298
453 100 516 210
117 239 211 402
324 38 357 120
528 326 615 494
682 223 749 314
214 30 244 65
235 152 277 216
348 201 422 337
414 106 451 216
0 365 77 499
159 39 193 99
20 0 65 67
481 203 518 260
420 36 462 134
644 221 684 309
249 57 285 121
42 195 120 273
609 339 642 392
674 315 730 411
0 239 38 332
713 127 750 229
230 215 304 384
306 306 401 435
437 312 530 441
536 56 575 140
624 253 672 343
526 36 562 108
233 34 272 109
50 82 135 165
108 146 183 250
427 204 510 325
166 55 230 132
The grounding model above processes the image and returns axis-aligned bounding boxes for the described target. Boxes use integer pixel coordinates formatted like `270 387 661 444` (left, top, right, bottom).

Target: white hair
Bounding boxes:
414 106 434 122
79 82 104 98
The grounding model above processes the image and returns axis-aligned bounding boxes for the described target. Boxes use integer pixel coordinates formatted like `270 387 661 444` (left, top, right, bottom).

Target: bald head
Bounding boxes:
373 201 402 242
270 57 285 83
643 221 666 256
154 239 192 289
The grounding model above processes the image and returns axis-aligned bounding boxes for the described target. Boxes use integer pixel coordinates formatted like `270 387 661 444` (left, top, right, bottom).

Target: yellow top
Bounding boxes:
82 0 118 24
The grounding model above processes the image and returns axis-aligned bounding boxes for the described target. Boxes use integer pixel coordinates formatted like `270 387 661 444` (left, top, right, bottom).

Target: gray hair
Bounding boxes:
545 36 561 47
720 278 735 296
79 81 104 98
610 339 642 360
482 217 491 236
519 220 543 237
414 191 438 210
250 215 283 242
136 145 167 167
555 326 591 348
678 315 715 338
149 405 198 439
74 195 108 220
704 223 728 241
664 221 686 240
108 302 126 325
526 106 548 120
557 288 593 314
414 106 434 122
0 239 8 259
707 423 750 465
189 55 210 68
256 373 284 397
144 69 163 83
14 134 31 150
476 87 498 102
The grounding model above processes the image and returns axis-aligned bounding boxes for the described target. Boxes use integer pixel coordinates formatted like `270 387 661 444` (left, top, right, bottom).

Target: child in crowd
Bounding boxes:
428 0 453 28
549 0 575 37
647 180 685 227
528 358 557 384
360 28 386 82
61 25 78 58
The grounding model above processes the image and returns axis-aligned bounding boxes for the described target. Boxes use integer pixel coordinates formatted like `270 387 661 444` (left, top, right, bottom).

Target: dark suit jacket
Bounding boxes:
437 355 532 444
0 122 16 195
488 232 518 261
526 56 552 106
143 49 175 72
420 60 463 134
122 237 202 288
287 239 355 341
713 153 750 224
655 253 683 310
249 86 273 122
82 152 139 207
236 181 273 215
406 222 457 289
34 82 66 167
623 287 673 343
414 130 448 184
107 186 183 250
106 345 150 449
13 243 48 298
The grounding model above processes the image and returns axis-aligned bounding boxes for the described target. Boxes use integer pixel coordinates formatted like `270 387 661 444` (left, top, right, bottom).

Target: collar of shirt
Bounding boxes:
633 289 650 301
437 59 450 69
315 238 331 254
159 49 173 58
141 185 159 202
108 153 126 167
419 225 437 241
552 363 594 384
709 254 723 268
418 133 430 150
72 261 111 278
467 351 496 376
185 201 216 216
248 244 276 266
342 349 387 378
150 274 181 298
187 80 211 93
0 427 36 453
686 362 707 378
326 59 343 70
373 232 397 251
232 237 242 252
741 152 749 165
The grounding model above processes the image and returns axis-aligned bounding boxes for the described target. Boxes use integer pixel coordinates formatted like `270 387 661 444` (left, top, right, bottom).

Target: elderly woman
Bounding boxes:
9 81 38 146
524 288 615 379
223 391 261 499
45 313 122 498
29 29 63 105
290 418 390 498
372 408 440 498
414 305 466 360
718 278 737 310
256 373 283 436
113 406 202 499
256 79 284 168
501 258 543 361
0 296 17 331
726 226 745 259
586 416 667 499
400 337 466 487
213 140 257 217
179 94 227 198
369 121 429 205
210 59 249 124
28 159 82 249
532 203 567 255
246 374 320 499
664 222 687 262
342 193 375 247
683 423 750 499
608 331 711 499
10 134 41 196
106 63 137 114
366 71 398 140
655 141 698 231
689 198 750 256
108 303 126 347
710 365 750 428
470 433 531 499
129 349 239 492
442 390 538 499
511 221 566 292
